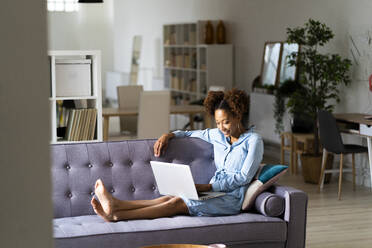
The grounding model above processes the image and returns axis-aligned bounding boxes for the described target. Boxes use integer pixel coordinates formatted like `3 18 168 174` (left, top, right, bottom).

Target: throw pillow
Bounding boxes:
241 164 288 210
254 192 285 217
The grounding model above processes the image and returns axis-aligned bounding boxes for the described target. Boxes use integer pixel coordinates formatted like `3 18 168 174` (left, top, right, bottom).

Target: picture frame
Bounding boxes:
279 43 300 83
260 41 300 88
260 41 282 87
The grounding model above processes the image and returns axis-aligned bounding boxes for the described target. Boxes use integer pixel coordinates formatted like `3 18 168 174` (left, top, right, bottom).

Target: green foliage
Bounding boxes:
274 79 304 134
285 19 352 155
255 83 277 94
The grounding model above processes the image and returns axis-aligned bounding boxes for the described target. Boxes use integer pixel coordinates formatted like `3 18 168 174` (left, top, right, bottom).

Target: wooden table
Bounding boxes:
334 113 372 189
102 105 211 141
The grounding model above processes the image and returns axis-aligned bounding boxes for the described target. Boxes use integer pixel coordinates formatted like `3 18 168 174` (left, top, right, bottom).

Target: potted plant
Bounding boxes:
285 19 352 183
273 79 308 135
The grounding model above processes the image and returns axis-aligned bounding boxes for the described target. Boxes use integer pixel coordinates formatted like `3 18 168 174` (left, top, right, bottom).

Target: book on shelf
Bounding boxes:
180 77 185 91
82 109 89 141
63 108 97 141
171 75 180 90
82 109 90 140
189 31 196 45
65 109 74 141
89 109 97 140
184 54 191 68
191 52 197 69
64 109 75 141
72 109 81 141
86 109 93 140
78 109 87 141
170 32 176 44
71 109 79 141
176 55 183 67
171 53 176 67
56 100 67 128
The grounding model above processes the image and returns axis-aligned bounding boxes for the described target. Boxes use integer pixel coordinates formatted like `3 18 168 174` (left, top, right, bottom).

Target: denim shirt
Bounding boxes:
173 128 264 193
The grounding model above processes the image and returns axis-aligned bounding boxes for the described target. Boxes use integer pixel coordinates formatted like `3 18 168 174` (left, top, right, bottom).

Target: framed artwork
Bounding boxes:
260 41 299 87
260 41 282 87
279 43 299 83
129 36 142 85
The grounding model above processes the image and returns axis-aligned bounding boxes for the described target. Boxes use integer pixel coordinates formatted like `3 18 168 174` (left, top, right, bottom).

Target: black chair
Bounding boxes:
318 110 368 200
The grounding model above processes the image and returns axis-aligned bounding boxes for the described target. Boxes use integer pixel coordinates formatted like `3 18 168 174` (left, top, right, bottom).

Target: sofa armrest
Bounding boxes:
269 184 308 248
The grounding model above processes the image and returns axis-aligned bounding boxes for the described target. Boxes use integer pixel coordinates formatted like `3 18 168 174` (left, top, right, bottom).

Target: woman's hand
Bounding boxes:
154 133 175 157
195 184 212 192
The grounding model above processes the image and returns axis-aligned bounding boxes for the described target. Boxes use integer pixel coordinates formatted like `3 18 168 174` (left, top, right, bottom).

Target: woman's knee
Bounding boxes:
168 197 187 211
159 195 173 202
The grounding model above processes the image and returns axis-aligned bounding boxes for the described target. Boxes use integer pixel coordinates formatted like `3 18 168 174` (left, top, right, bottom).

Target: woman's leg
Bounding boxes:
92 179 189 221
93 179 174 214
92 196 189 222
116 196 175 210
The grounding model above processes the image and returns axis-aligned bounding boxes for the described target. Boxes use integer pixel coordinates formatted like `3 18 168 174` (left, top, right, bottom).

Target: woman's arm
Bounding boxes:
211 135 264 192
172 129 212 142
154 129 213 157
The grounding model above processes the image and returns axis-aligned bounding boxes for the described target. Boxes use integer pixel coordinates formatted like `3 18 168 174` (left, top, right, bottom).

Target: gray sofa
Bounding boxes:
51 138 307 248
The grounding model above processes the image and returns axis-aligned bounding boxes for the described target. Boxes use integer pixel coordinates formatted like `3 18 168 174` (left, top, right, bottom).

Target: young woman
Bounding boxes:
91 88 263 221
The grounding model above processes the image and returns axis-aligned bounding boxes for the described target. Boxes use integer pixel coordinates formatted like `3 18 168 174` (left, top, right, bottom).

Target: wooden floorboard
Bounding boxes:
263 156 372 248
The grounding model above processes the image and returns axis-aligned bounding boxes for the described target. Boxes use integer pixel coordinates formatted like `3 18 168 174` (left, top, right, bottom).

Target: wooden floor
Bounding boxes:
263 156 372 248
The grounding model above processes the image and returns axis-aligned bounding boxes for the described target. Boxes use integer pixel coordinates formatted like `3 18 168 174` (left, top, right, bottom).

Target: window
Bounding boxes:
47 0 78 12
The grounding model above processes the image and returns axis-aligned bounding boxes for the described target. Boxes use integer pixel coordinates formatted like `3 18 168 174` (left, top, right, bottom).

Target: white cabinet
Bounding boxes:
49 50 102 144
163 21 233 106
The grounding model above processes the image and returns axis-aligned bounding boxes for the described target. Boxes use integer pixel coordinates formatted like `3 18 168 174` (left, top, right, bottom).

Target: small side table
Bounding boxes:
281 132 315 174
280 132 294 173
292 133 315 175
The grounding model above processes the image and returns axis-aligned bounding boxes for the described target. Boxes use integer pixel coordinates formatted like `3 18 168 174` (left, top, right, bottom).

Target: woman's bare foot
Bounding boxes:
94 179 115 218
91 197 115 222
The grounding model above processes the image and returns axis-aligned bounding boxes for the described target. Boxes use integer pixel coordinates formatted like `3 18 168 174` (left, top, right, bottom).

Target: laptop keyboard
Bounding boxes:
197 192 208 197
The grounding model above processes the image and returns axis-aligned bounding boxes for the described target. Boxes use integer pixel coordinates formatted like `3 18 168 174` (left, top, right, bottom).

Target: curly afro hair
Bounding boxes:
203 88 249 124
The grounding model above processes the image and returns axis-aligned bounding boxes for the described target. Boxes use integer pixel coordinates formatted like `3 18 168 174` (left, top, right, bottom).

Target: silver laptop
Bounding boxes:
150 161 225 201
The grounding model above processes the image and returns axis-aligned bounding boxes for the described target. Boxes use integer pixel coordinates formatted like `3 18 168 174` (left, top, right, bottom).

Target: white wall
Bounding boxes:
112 0 347 88
47 0 114 90
112 0 371 107
113 0 372 187
0 0 52 247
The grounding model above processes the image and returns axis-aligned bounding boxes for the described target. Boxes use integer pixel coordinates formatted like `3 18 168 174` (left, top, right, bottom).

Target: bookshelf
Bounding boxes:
49 50 102 144
163 21 233 129
163 21 233 105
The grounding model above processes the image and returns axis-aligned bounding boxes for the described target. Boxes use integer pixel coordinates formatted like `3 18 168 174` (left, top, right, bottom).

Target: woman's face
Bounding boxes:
214 109 240 137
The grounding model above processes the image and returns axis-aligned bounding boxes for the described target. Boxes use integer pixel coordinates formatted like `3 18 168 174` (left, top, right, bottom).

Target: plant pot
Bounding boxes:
301 153 334 184
291 113 313 133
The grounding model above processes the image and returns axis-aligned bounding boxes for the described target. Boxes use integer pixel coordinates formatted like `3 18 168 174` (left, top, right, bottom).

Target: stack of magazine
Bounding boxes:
56 100 97 141
64 108 97 141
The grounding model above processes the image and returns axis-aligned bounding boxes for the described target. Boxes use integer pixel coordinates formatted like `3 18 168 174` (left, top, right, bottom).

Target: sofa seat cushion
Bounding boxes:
54 213 286 248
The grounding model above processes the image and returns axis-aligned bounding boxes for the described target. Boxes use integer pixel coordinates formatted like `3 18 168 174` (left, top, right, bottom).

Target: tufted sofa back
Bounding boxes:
51 137 216 218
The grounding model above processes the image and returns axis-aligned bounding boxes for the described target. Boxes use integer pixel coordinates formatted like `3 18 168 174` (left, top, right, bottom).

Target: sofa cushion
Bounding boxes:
54 214 286 248
242 164 288 210
254 192 285 217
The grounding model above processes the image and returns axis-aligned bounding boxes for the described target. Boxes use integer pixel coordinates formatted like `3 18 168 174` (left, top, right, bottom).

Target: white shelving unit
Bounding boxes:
163 21 233 105
49 50 102 144
163 21 233 129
